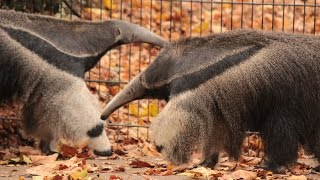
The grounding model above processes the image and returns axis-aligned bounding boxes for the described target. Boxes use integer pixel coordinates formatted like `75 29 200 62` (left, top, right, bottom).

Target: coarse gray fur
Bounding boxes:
101 29 320 172
0 27 112 156
0 9 167 78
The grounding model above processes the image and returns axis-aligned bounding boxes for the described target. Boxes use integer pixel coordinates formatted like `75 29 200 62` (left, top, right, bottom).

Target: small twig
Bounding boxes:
62 0 81 18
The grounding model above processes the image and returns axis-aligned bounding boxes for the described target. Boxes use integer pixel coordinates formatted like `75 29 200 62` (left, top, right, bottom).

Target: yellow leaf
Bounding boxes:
148 103 159 117
103 0 114 10
32 176 43 180
69 169 88 180
192 22 209 33
222 4 231 9
22 155 32 164
129 103 159 117
10 157 21 163
0 160 8 165
129 104 139 117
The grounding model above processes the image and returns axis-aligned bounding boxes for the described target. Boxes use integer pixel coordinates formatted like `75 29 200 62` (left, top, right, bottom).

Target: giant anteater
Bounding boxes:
0 10 167 78
0 27 112 156
101 29 320 172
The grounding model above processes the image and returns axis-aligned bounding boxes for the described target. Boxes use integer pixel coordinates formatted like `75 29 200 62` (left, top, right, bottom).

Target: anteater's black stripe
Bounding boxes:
1 26 98 78
87 123 104 138
170 45 263 97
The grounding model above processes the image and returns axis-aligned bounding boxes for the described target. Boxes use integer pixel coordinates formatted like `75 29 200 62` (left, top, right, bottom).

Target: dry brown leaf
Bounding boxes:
26 156 83 177
160 163 192 175
240 156 262 166
218 161 237 171
287 175 308 180
129 160 155 168
27 163 57 177
29 153 59 165
229 170 257 180
144 168 166 175
177 167 211 178
109 175 123 180
58 164 68 170
289 163 311 175
112 166 126 173
51 175 63 180
60 145 78 158
100 165 113 172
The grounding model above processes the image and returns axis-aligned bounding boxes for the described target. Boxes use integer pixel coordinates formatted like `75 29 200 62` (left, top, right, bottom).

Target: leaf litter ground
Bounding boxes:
2 0 320 179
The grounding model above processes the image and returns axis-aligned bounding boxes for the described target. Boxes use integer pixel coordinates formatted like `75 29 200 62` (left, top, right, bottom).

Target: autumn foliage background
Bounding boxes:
0 0 320 179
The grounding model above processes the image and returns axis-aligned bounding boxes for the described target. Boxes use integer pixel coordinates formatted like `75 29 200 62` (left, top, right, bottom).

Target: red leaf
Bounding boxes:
60 145 78 158
109 175 123 180
51 175 63 180
129 160 155 168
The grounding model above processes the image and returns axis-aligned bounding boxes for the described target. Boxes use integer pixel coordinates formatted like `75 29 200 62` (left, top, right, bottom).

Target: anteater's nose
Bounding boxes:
94 149 113 156
155 145 163 152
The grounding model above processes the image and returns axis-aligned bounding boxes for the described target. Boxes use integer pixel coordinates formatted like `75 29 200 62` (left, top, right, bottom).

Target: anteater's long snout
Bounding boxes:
101 73 146 120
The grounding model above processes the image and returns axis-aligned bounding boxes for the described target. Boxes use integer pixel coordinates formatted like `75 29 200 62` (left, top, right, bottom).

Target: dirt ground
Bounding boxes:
1 156 320 180
0 157 195 180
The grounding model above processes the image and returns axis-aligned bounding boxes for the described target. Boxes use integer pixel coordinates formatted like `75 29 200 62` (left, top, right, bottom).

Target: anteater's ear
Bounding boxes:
0 9 167 57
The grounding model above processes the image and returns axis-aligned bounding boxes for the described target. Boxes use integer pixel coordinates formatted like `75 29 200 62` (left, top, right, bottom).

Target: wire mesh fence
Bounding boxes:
0 0 319 156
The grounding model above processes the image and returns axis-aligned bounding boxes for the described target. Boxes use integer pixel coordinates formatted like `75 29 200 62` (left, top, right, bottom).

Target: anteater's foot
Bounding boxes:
198 153 219 169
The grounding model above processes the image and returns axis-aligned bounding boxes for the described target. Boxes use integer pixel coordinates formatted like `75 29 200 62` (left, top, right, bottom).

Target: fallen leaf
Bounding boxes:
9 155 32 164
22 155 32 164
240 156 262 165
103 0 114 10
10 157 21 163
286 175 308 180
160 169 174 176
129 104 139 117
32 176 44 180
29 153 59 165
129 103 159 117
0 160 8 165
100 165 112 172
256 169 268 179
177 167 211 178
58 164 68 170
192 21 210 33
148 103 159 117
144 168 166 175
109 86 120 96
27 156 83 177
218 161 237 170
69 168 88 180
109 175 123 180
51 175 63 180
129 160 155 168
289 163 311 175
60 145 78 158
229 170 257 180
112 166 125 172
